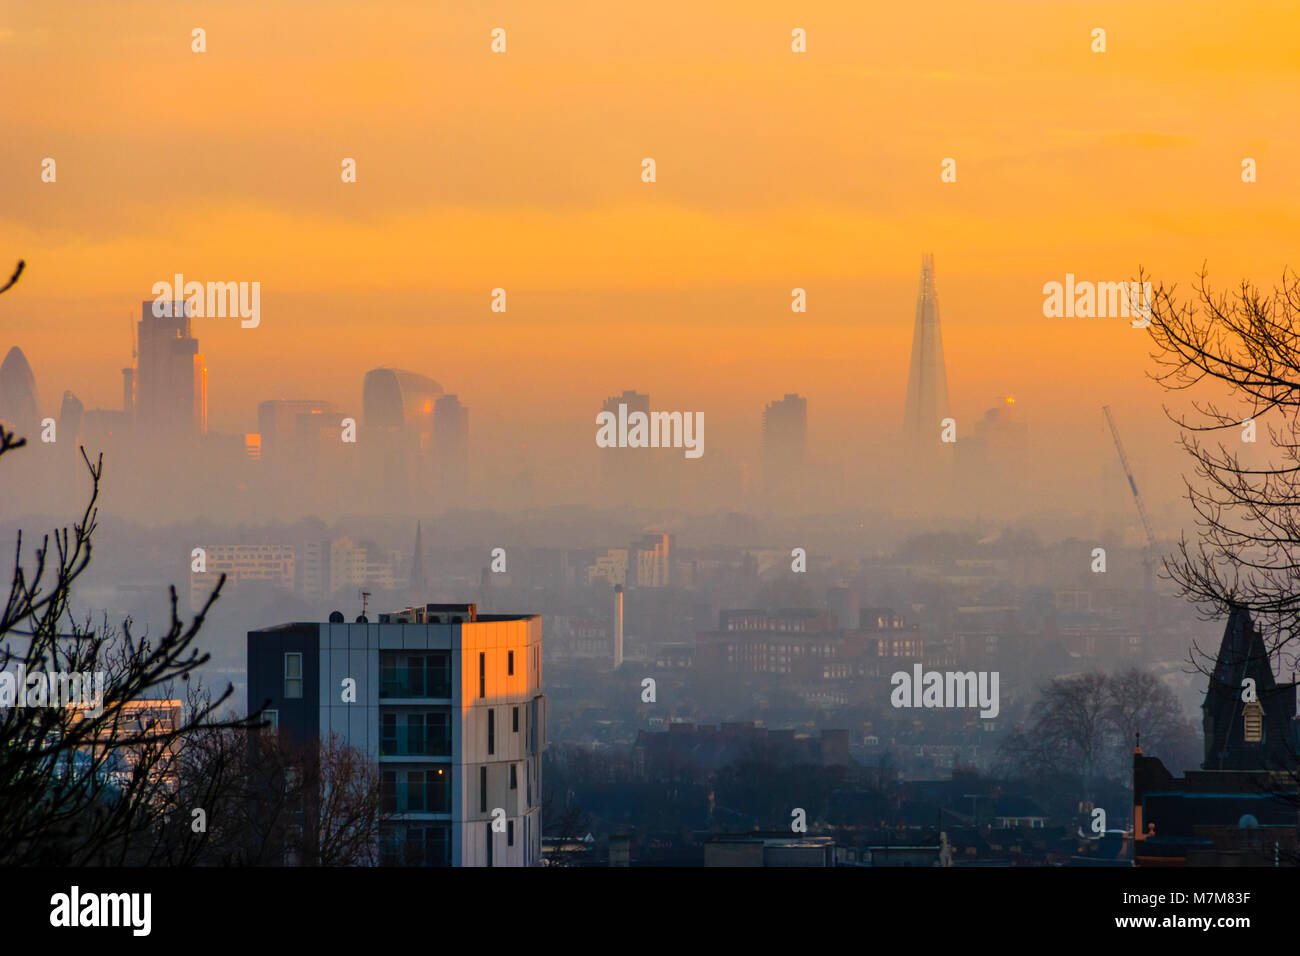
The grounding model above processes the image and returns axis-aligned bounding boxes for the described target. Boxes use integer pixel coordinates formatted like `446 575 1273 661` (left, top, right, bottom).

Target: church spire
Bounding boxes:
409 520 427 596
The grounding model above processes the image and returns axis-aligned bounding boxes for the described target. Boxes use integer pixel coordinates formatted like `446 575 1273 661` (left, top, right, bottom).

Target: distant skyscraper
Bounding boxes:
599 389 652 503
257 399 337 461
955 396 1029 514
601 389 650 424
434 393 469 500
762 393 807 503
0 346 39 432
362 367 443 434
902 254 950 459
57 390 83 443
135 300 207 436
121 367 135 421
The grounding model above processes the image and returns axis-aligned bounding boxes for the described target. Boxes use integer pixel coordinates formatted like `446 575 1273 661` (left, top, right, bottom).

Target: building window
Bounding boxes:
407 770 427 812
488 708 495 755
284 652 303 699
406 824 449 867
513 706 519 733
381 712 397 755
480 765 487 812
479 652 485 698
508 820 515 847
381 771 396 814
380 711 451 757
1243 701 1264 743
486 823 493 867
263 709 279 734
508 650 514 676
510 763 517 790
379 652 450 699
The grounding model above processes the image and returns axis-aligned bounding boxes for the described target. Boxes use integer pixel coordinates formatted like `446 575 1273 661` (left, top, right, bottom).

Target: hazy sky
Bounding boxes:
4 0 1299 510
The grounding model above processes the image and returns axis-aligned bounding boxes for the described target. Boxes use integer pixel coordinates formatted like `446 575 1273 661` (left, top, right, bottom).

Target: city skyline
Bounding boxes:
5 0 1300 911
6 1 1296 516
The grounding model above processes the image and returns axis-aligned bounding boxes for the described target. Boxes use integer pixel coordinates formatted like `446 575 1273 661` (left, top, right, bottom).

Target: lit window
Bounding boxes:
1243 701 1264 743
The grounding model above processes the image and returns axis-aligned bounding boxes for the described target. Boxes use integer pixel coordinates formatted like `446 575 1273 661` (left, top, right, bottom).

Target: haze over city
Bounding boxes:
3 0 1300 919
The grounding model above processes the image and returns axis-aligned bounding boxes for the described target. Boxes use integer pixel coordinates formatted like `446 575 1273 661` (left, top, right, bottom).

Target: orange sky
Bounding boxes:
4 0 1299 510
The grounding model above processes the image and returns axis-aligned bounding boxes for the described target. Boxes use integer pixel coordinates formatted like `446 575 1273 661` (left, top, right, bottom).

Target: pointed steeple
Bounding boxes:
1201 606 1297 770
903 253 951 458
409 521 427 595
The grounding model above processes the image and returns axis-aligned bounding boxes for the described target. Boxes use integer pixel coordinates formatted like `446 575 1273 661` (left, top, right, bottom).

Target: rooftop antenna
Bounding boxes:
360 589 371 618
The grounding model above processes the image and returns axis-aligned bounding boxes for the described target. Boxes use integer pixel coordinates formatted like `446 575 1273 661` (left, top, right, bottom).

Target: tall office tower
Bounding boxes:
599 389 653 504
433 393 469 502
247 602 546 867
0 346 39 432
363 367 443 509
762 392 807 505
257 399 337 461
955 396 1030 514
613 585 624 669
121 367 135 422
902 254 951 463
55 391 84 461
135 300 207 436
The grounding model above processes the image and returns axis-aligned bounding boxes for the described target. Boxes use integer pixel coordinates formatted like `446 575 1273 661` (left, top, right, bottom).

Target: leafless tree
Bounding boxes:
0 425 253 864
1105 667 1199 772
999 669 1197 793
1142 265 1300 678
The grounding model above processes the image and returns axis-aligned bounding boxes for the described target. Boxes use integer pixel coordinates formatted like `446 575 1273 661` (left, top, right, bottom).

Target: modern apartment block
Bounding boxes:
247 602 545 867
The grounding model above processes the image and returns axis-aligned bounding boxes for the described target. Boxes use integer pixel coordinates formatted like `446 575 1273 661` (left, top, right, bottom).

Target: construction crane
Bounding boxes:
1102 405 1157 652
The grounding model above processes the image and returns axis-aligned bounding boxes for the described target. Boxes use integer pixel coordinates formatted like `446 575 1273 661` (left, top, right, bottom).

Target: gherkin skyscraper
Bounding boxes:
902 253 951 460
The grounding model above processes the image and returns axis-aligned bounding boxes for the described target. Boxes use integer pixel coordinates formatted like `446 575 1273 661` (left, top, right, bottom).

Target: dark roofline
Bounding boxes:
249 614 538 634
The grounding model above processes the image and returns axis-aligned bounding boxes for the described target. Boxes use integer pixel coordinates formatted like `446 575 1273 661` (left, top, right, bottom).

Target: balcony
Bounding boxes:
380 709 451 759
378 660 451 700
380 722 452 758
381 772 451 814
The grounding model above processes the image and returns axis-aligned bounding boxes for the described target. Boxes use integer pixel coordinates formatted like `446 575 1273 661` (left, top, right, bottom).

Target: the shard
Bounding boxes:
902 253 951 459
